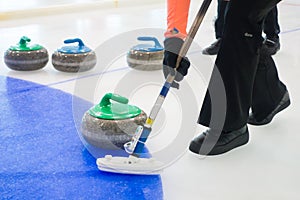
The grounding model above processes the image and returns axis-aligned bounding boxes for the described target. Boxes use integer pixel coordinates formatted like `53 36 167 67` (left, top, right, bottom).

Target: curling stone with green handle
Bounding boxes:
4 36 49 71
81 93 147 149
127 36 164 71
52 38 97 72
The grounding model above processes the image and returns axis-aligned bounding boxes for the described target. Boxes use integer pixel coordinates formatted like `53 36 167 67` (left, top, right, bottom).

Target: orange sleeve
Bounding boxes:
164 0 191 39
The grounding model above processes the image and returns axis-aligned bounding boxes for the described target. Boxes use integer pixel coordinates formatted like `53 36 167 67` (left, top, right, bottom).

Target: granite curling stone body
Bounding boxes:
4 36 49 71
81 93 147 149
52 38 96 72
127 36 164 71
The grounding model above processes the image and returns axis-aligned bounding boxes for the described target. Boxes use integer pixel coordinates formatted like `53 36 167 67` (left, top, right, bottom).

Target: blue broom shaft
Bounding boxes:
146 74 175 127
132 75 174 154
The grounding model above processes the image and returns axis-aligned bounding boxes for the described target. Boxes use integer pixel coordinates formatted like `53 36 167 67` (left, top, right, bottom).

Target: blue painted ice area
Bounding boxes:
0 76 163 200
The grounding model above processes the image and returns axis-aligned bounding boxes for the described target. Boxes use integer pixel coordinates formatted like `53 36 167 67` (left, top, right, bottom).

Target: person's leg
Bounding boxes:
248 53 290 125
202 0 229 55
191 0 282 155
262 6 280 55
215 0 229 39
199 0 265 132
263 6 280 40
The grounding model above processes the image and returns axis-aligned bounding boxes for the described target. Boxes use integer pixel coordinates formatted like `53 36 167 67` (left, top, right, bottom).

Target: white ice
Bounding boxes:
0 0 299 199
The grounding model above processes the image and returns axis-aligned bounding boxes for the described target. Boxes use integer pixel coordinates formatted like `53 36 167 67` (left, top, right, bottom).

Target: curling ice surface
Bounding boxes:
96 155 164 175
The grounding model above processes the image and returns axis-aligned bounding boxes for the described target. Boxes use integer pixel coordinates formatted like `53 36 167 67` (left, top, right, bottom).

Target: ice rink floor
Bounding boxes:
0 0 299 199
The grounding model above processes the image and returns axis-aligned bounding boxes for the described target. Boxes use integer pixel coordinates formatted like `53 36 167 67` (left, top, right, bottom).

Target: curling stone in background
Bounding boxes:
81 93 147 149
127 36 164 71
4 36 49 71
52 38 97 73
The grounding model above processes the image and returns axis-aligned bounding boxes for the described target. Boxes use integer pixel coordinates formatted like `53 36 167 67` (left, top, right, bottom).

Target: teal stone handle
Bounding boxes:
137 36 163 49
99 93 129 107
19 36 31 49
64 38 85 49
9 36 42 51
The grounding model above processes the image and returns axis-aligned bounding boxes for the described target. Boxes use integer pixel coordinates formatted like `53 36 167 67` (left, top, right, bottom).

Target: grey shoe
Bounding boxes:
189 125 249 155
202 38 222 55
248 91 290 125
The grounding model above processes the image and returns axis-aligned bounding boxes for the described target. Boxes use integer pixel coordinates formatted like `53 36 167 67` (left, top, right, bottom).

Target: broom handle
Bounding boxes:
145 0 212 128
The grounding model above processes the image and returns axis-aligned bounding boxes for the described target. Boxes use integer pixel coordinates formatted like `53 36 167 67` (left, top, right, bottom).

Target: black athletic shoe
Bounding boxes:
261 38 280 55
202 38 222 55
248 91 290 126
189 125 249 156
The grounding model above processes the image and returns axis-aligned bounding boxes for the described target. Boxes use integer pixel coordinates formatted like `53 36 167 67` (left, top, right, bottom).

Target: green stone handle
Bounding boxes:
19 36 31 49
99 93 129 107
9 36 42 51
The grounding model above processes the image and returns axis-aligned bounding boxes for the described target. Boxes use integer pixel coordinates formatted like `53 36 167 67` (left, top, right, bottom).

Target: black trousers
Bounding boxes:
215 2 280 40
198 0 287 132
263 6 280 40
215 0 229 39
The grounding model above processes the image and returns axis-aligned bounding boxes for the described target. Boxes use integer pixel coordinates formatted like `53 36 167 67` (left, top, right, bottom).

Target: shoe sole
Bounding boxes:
248 98 290 126
206 130 249 155
202 50 218 55
189 130 249 156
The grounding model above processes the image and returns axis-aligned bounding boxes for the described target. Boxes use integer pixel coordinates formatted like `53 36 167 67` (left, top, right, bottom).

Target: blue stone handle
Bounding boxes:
64 38 85 48
137 36 163 49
